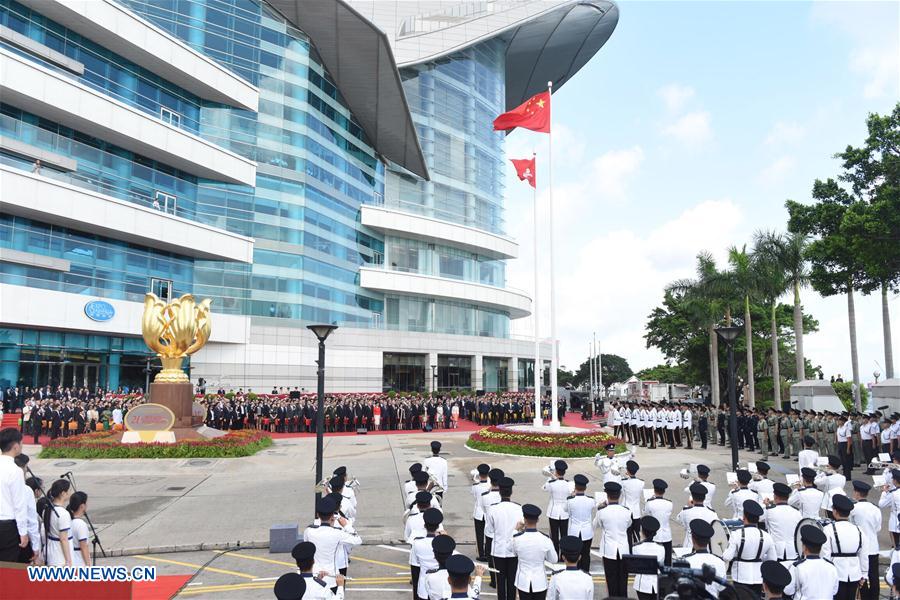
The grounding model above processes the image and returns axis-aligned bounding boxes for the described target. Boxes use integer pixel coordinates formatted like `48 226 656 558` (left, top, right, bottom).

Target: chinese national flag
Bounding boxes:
511 158 536 188
493 91 551 133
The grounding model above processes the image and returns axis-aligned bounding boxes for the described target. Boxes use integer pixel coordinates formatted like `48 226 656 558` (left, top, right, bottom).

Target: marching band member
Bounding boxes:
302 497 361 593
749 461 775 504
547 536 593 600
682 464 715 509
404 463 424 498
444 554 484 600
327 477 356 521
487 477 523 600
274 572 308 600
423 441 448 500
760 560 792 600
290 541 345 599
481 468 504 589
565 474 595 572
789 467 824 519
725 469 758 519
643 478 673 565
406 491 444 543
621 460 644 547
593 480 631 597
331 467 356 513
407 471 442 511
681 520 727 598
785 524 839 599
472 464 491 561
816 455 847 517
610 403 621 439
888 562 900 600
542 460 573 554
761 482 802 566
821 494 867 600
411 508 444 600
879 468 900 547
630 516 665 600
422 535 456 600
797 436 819 472
848 480 881 600
722 500 776 596
676 483 718 549
512 503 557 600
594 443 621 483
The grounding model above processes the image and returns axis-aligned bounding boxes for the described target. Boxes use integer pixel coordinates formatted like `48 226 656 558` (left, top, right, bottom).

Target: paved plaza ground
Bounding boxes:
23 426 896 598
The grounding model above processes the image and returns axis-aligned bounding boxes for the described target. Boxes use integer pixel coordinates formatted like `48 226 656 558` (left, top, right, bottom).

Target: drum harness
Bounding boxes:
733 527 765 563
830 521 863 558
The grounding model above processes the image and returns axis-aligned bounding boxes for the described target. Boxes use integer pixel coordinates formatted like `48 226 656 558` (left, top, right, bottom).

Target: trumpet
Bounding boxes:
679 463 699 480
868 458 896 472
423 466 445 495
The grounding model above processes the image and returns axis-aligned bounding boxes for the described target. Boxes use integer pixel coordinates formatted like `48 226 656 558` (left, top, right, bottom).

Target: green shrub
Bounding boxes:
39 430 272 459
832 382 869 411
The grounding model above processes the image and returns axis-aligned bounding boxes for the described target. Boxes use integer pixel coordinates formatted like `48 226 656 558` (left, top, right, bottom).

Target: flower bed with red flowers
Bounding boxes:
466 426 625 457
39 429 272 459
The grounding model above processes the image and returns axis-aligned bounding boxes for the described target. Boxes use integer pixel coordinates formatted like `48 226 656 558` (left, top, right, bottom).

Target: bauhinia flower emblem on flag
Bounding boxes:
510 157 536 188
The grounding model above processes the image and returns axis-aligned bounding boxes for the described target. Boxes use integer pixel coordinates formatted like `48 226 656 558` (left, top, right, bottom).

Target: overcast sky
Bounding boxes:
504 0 900 383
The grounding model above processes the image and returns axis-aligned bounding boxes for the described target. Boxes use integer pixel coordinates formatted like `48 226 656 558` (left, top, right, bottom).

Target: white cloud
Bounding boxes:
811 1 900 100
759 155 797 185
765 121 805 146
511 198 746 372
662 111 713 147
658 83 696 112
852 46 900 99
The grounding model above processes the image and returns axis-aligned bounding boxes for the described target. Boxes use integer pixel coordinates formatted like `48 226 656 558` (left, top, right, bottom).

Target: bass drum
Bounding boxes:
709 519 733 557
793 517 826 556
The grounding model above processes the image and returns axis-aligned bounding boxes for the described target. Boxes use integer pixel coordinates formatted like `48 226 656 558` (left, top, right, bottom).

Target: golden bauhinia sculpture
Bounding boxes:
142 293 212 384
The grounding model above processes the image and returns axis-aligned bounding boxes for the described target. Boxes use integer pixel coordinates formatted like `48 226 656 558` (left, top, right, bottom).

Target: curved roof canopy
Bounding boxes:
503 1 619 109
266 0 430 180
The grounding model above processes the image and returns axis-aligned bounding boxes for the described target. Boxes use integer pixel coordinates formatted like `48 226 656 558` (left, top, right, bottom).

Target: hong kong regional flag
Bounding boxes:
510 158 536 188
493 91 551 133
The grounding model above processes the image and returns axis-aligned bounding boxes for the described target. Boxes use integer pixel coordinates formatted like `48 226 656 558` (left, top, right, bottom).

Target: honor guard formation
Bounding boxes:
249 412 900 600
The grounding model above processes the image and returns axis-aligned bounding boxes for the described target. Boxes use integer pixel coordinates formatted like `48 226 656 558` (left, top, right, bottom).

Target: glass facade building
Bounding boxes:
0 0 617 392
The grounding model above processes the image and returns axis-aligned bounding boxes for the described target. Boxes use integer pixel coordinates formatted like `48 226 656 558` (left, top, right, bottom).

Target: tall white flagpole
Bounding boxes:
588 341 594 407
547 80 560 431
532 151 542 428
592 332 597 413
597 340 603 407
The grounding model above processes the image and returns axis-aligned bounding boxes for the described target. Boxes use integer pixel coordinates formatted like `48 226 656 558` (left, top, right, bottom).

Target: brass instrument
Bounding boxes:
679 463 699 480
423 466 445 495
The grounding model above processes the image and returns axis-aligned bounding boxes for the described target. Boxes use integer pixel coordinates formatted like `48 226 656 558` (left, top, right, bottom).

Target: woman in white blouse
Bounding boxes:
67 491 91 566
42 479 73 566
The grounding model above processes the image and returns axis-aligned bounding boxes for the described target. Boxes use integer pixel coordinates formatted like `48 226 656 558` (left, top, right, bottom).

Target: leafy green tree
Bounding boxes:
636 363 687 383
835 104 899 379
787 179 870 409
569 354 634 388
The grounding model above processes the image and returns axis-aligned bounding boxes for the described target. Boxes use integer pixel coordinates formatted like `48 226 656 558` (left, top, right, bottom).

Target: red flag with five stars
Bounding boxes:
510 158 536 188
493 91 551 133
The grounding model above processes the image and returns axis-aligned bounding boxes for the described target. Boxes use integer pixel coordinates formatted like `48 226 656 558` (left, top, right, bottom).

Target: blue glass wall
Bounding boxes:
0 0 203 134
386 40 507 235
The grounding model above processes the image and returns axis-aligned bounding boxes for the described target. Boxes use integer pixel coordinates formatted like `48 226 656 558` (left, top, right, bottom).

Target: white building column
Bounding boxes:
473 354 483 392
428 352 439 393
509 357 519 392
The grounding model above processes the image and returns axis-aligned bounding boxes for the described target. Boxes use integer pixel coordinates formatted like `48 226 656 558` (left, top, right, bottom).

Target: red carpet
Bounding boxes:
133 574 193 600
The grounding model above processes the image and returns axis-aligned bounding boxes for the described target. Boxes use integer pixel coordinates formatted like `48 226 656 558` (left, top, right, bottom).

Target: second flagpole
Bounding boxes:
532 151 542 428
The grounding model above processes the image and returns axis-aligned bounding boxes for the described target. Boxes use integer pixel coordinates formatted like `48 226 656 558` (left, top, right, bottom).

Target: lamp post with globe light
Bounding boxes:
308 324 337 503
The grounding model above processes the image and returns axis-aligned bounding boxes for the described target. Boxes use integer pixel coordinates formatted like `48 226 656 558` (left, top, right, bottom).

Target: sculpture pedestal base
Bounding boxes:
150 382 199 428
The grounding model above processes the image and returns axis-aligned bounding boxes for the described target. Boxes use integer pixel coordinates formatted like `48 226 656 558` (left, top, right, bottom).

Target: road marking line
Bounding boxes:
186 582 203 586
134 554 256 580
351 555 410 569
252 577 279 582
214 550 293 568
378 544 410 553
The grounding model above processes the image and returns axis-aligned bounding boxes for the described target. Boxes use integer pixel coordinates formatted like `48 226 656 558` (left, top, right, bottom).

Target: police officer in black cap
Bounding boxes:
722 499 776 595
823 494 867 600
760 560 791 599
472 463 491 561
546 535 593 599
445 554 485 599
595 480 631 597
274 572 307 600
423 441 447 500
421 534 456 600
682 519 727 598
786 524 839 598
291 541 344 599
630 515 664 600
564 474 595 572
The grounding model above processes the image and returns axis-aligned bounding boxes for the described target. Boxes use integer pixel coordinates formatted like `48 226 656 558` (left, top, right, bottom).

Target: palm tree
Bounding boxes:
721 246 761 407
753 231 791 405
768 232 811 381
668 252 727 406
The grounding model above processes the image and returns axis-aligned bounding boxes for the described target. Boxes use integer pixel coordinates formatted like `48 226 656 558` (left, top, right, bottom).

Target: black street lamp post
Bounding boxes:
431 364 438 395
716 325 742 471
308 324 338 503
